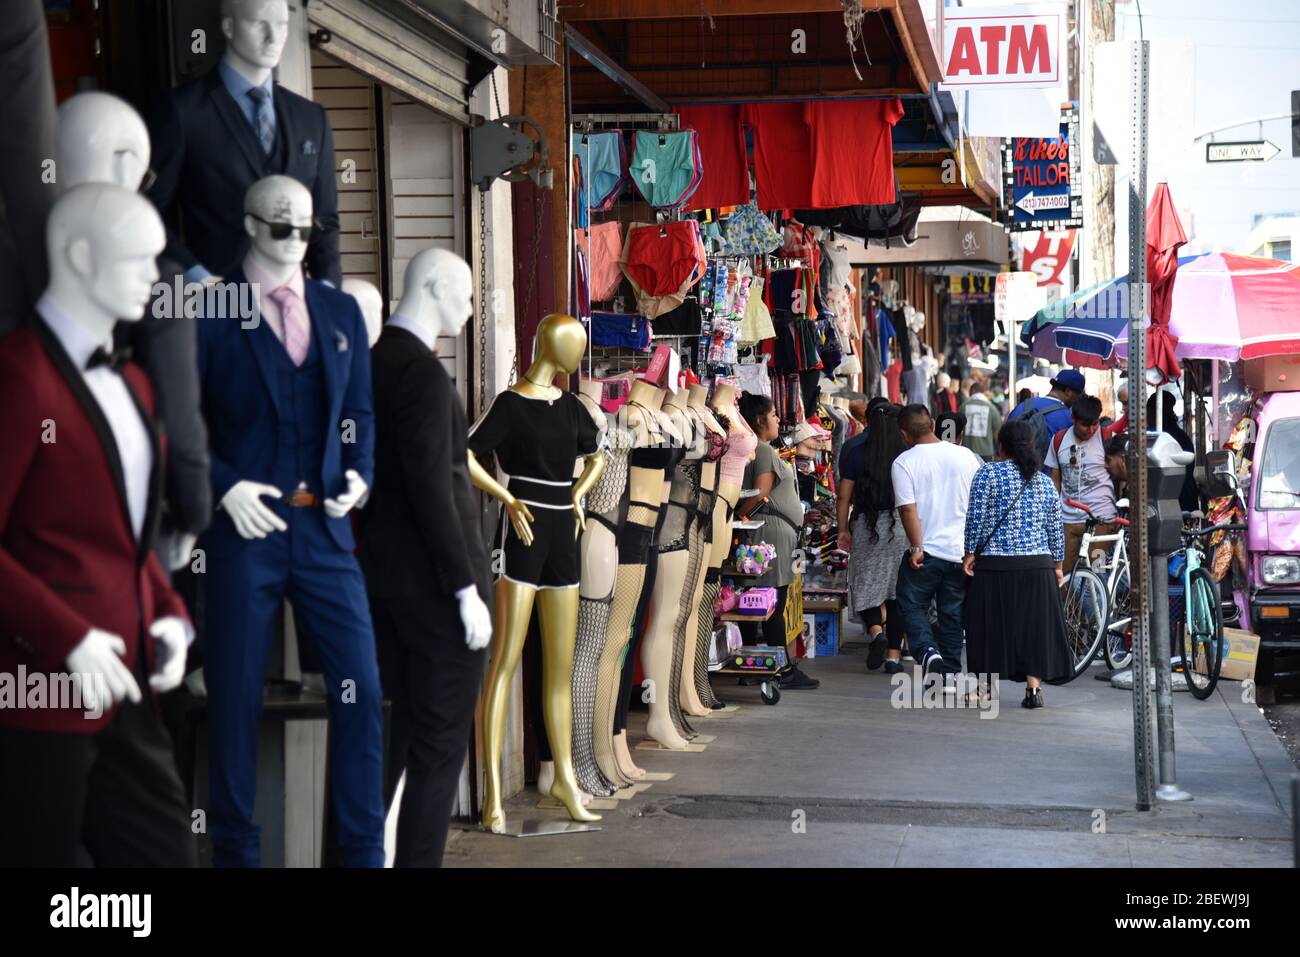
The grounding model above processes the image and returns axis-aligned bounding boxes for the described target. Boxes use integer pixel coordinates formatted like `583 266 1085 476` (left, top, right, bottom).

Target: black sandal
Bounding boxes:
1021 688 1044 709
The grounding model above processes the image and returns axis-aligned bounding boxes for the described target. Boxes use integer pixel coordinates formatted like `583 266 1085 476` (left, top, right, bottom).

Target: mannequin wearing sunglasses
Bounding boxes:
56 91 214 577
194 174 383 867
146 0 341 287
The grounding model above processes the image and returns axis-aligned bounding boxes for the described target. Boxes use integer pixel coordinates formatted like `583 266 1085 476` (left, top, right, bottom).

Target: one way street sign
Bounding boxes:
1206 140 1282 163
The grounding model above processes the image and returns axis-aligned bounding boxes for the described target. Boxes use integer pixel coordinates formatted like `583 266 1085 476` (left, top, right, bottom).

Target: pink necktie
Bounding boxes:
269 285 309 366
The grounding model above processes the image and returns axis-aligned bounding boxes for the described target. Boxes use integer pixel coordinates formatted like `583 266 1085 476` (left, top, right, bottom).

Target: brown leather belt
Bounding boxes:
284 490 321 508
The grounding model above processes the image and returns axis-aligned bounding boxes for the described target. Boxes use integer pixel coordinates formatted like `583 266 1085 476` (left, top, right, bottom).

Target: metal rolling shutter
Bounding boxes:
306 0 472 125
310 50 382 289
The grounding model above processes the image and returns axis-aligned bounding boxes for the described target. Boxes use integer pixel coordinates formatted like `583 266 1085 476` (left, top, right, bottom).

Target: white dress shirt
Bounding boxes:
37 293 153 541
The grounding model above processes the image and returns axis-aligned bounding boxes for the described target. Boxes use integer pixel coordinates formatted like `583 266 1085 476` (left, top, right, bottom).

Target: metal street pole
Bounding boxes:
1126 38 1156 811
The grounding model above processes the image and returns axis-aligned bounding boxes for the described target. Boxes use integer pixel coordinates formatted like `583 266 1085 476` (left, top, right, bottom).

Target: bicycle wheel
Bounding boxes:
1061 567 1109 678
1179 566 1223 700
1104 571 1133 671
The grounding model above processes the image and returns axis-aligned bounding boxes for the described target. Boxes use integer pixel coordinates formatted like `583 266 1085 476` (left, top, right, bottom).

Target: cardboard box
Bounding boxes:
1244 355 1300 393
1219 627 1261 682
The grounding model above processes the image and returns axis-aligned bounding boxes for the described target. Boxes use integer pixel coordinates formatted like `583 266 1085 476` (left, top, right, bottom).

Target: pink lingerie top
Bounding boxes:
719 420 758 486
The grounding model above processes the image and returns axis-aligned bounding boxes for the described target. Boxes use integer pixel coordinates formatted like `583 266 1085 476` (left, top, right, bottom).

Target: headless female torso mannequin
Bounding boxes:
687 385 758 714
592 380 676 785
568 380 635 796
677 384 729 714
641 385 705 748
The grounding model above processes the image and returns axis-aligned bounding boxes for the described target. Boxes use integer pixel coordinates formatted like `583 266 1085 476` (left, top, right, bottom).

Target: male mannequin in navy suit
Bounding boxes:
197 174 382 867
146 0 340 287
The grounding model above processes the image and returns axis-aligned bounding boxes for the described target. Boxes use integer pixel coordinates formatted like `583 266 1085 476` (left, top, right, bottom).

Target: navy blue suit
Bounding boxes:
196 270 383 867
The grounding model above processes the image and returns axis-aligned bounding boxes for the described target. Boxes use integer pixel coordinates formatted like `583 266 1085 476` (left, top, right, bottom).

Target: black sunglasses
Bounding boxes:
138 166 158 194
250 213 320 242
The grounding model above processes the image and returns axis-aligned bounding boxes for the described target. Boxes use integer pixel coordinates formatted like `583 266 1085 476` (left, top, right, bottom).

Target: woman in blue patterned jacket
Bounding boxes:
962 418 1072 708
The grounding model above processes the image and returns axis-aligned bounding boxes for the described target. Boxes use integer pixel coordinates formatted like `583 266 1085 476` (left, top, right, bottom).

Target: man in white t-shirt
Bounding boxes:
1043 395 1116 574
892 404 985 679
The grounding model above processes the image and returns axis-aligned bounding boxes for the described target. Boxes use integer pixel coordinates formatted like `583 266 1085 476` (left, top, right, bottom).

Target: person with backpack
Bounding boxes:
1043 395 1116 576
1007 369 1085 461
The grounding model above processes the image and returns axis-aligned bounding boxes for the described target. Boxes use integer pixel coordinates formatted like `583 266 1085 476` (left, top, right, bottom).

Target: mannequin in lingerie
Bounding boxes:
686 383 759 715
676 383 730 714
468 313 606 832
592 377 678 786
559 378 635 798
640 377 707 749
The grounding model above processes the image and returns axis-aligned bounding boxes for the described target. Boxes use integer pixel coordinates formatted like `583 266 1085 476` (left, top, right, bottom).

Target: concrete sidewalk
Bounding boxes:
445 633 1297 867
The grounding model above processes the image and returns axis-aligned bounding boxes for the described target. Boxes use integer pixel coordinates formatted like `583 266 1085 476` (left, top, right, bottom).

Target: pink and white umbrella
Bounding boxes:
1113 251 1300 363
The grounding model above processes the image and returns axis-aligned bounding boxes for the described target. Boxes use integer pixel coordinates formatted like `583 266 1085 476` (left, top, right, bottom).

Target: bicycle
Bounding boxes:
1172 517 1248 699
1070 498 1135 671
1059 500 1121 678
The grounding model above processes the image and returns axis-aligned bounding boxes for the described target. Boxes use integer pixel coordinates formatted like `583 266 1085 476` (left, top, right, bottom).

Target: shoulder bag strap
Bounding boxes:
974 477 1029 556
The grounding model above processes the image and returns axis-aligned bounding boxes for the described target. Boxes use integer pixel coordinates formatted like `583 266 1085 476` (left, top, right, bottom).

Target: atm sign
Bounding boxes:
941 3 1064 89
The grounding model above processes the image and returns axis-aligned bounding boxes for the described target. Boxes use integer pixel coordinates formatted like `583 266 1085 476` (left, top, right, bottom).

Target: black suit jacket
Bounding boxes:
145 67 341 285
359 325 489 604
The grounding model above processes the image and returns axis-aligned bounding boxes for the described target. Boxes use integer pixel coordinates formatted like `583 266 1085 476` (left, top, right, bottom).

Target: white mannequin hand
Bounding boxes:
66 628 142 713
456 586 492 651
220 481 287 539
324 469 368 519
149 616 191 693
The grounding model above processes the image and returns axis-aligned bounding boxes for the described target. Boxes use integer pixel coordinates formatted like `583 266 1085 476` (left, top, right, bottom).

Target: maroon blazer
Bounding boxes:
0 319 189 734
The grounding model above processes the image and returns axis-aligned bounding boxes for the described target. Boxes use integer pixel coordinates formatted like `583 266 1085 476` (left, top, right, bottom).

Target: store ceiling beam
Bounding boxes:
563 22 672 112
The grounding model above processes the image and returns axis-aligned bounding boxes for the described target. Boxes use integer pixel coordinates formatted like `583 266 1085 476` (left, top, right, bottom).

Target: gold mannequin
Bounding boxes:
468 313 606 832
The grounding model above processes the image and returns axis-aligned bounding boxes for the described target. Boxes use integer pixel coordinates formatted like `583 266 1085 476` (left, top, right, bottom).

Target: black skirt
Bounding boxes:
964 554 1073 683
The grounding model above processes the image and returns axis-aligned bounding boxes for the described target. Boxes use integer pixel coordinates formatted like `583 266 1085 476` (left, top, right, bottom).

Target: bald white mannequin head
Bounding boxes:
45 184 165 340
221 0 289 85
342 278 384 347
393 246 473 343
243 175 313 276
56 92 151 192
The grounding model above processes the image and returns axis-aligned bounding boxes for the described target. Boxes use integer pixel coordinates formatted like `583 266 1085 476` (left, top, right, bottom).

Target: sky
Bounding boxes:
1112 0 1300 257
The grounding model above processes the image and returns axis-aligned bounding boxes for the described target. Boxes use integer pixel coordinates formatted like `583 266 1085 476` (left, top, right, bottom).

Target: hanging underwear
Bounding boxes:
653 298 703 337
588 221 625 301
629 130 701 209
591 312 651 351
620 222 706 319
572 131 626 210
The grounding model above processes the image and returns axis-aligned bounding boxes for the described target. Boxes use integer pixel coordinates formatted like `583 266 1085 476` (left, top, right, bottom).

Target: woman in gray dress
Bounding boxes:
846 403 910 673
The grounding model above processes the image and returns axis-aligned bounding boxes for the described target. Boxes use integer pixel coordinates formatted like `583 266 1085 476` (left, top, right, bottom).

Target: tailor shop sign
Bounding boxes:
939 3 1065 89
1001 105 1084 232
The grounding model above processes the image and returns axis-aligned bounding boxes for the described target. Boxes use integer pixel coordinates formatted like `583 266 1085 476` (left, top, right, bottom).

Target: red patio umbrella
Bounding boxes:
1145 182 1187 382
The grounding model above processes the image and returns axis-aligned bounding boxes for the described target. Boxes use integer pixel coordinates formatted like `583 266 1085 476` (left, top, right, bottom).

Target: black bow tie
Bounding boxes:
87 346 132 372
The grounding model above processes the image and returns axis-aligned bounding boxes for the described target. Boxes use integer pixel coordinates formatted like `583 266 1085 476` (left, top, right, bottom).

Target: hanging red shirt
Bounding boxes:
742 101 815 211
675 104 750 212
805 98 904 208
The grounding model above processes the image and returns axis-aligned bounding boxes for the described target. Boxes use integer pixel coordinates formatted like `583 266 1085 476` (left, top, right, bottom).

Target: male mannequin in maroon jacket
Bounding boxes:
0 183 196 866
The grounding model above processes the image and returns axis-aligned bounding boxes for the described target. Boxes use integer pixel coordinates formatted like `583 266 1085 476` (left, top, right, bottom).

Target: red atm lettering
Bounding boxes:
946 22 1054 78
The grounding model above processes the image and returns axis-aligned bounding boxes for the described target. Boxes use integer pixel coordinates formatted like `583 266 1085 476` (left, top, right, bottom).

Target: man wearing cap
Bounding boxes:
1007 368 1085 438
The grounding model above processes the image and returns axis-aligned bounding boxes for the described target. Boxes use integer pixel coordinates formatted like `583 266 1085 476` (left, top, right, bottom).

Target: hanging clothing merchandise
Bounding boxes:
805 99 904 207
572 130 627 210
620 221 707 319
820 235 852 293
653 297 703 338
766 267 804 319
590 312 652 351
629 129 703 209
876 304 896 370
587 220 625 302
721 203 781 257
734 359 772 398
737 275 776 344
674 104 749 212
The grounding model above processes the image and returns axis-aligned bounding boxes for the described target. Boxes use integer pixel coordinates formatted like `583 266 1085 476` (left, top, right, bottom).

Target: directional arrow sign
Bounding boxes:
1015 190 1072 217
1206 140 1282 163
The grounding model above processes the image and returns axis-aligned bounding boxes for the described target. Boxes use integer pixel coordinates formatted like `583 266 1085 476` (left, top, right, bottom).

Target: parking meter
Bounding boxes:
1146 432 1193 555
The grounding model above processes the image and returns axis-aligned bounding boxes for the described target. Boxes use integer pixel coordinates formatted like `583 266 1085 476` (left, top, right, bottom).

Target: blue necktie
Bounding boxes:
247 86 275 156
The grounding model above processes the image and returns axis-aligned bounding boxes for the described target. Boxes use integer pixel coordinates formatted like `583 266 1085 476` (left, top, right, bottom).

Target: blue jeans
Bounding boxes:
896 554 968 671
